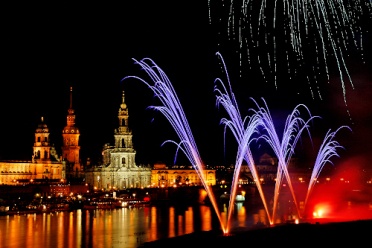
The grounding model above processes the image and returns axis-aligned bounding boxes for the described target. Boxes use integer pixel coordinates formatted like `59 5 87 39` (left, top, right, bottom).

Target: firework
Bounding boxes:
208 0 371 108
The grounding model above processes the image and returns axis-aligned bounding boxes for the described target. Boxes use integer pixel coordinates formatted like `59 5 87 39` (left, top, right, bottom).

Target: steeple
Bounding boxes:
118 91 129 131
62 86 82 178
114 90 133 149
95 89 151 189
67 87 76 126
63 87 79 136
120 90 127 109
70 86 73 108
102 90 136 169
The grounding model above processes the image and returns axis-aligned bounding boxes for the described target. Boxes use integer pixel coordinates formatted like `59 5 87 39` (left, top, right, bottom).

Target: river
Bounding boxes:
0 203 269 248
1 184 371 248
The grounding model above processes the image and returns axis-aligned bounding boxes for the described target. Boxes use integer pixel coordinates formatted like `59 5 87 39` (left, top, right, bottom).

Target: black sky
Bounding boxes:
1 2 371 171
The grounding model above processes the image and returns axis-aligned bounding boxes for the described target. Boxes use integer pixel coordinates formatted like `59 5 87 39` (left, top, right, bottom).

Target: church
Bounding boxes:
0 87 83 185
0 116 66 185
0 87 215 190
84 91 152 190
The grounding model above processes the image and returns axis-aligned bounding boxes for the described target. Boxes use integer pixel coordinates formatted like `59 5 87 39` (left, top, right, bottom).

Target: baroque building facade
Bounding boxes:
0 117 65 185
85 91 152 190
151 163 216 187
0 87 82 185
0 87 216 188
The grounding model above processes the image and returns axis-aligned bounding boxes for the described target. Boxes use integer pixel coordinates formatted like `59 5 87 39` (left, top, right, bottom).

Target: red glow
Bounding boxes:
312 203 332 218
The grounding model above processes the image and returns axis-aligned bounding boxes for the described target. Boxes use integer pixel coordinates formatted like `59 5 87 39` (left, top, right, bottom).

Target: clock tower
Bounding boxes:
62 87 82 179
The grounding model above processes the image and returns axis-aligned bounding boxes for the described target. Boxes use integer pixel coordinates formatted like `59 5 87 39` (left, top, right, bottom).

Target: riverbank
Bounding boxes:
139 219 372 247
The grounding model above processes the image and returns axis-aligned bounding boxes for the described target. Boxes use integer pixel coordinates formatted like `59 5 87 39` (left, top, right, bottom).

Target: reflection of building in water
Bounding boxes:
85 91 151 190
0 117 65 185
151 163 216 187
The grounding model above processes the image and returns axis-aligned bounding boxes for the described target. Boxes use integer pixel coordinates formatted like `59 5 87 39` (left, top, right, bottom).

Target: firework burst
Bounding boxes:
208 0 371 110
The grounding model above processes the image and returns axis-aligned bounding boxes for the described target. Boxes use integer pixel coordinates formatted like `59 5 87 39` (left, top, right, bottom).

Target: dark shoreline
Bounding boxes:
139 219 372 247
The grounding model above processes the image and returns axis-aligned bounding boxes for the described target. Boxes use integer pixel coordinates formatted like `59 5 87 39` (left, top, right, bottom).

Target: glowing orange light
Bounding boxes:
312 203 331 218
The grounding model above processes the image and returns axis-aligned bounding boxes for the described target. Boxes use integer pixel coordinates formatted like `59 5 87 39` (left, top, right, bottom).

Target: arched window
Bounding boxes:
121 139 125 148
37 137 41 142
44 137 47 142
121 119 126 126
122 157 126 164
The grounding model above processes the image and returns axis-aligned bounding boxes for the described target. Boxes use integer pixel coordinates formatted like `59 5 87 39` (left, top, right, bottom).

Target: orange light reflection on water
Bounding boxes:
68 211 74 247
25 214 35 248
185 207 193 234
57 212 65 248
149 206 158 241
236 203 247 227
169 207 175 237
200 205 212 231
0 203 303 247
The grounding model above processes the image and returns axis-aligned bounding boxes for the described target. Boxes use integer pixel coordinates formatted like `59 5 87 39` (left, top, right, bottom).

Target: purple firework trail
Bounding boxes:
304 125 351 208
214 51 272 227
252 97 319 222
123 57 227 233
124 55 352 231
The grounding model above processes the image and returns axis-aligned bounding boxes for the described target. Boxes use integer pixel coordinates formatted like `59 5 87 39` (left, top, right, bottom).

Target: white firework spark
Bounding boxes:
208 0 371 110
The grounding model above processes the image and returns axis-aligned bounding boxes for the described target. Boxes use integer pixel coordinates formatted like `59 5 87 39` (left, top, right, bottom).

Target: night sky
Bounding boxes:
1 2 371 174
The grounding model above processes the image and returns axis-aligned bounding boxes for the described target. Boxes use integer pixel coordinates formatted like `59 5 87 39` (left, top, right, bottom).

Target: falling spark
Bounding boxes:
208 0 371 111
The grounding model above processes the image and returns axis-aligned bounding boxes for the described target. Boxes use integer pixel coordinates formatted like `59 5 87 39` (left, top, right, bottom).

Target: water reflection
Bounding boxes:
0 204 262 248
2 201 370 248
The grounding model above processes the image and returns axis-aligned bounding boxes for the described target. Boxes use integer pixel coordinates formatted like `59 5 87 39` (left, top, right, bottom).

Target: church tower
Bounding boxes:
102 90 136 167
33 116 52 162
31 117 64 180
87 90 151 190
114 91 134 151
62 87 82 179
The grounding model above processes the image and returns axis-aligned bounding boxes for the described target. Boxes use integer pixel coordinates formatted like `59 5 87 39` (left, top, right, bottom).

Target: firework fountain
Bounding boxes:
214 52 350 227
214 51 318 226
123 55 350 234
251 96 317 223
214 58 265 229
304 125 351 209
122 57 226 232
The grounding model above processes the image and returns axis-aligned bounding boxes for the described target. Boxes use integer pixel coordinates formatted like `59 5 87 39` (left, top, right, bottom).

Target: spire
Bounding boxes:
70 87 73 109
120 90 127 110
68 87 75 115
115 89 132 149
62 86 81 175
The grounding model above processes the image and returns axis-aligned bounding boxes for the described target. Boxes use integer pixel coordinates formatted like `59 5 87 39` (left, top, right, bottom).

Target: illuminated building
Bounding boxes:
151 163 216 187
62 87 83 179
85 91 151 190
0 117 65 185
